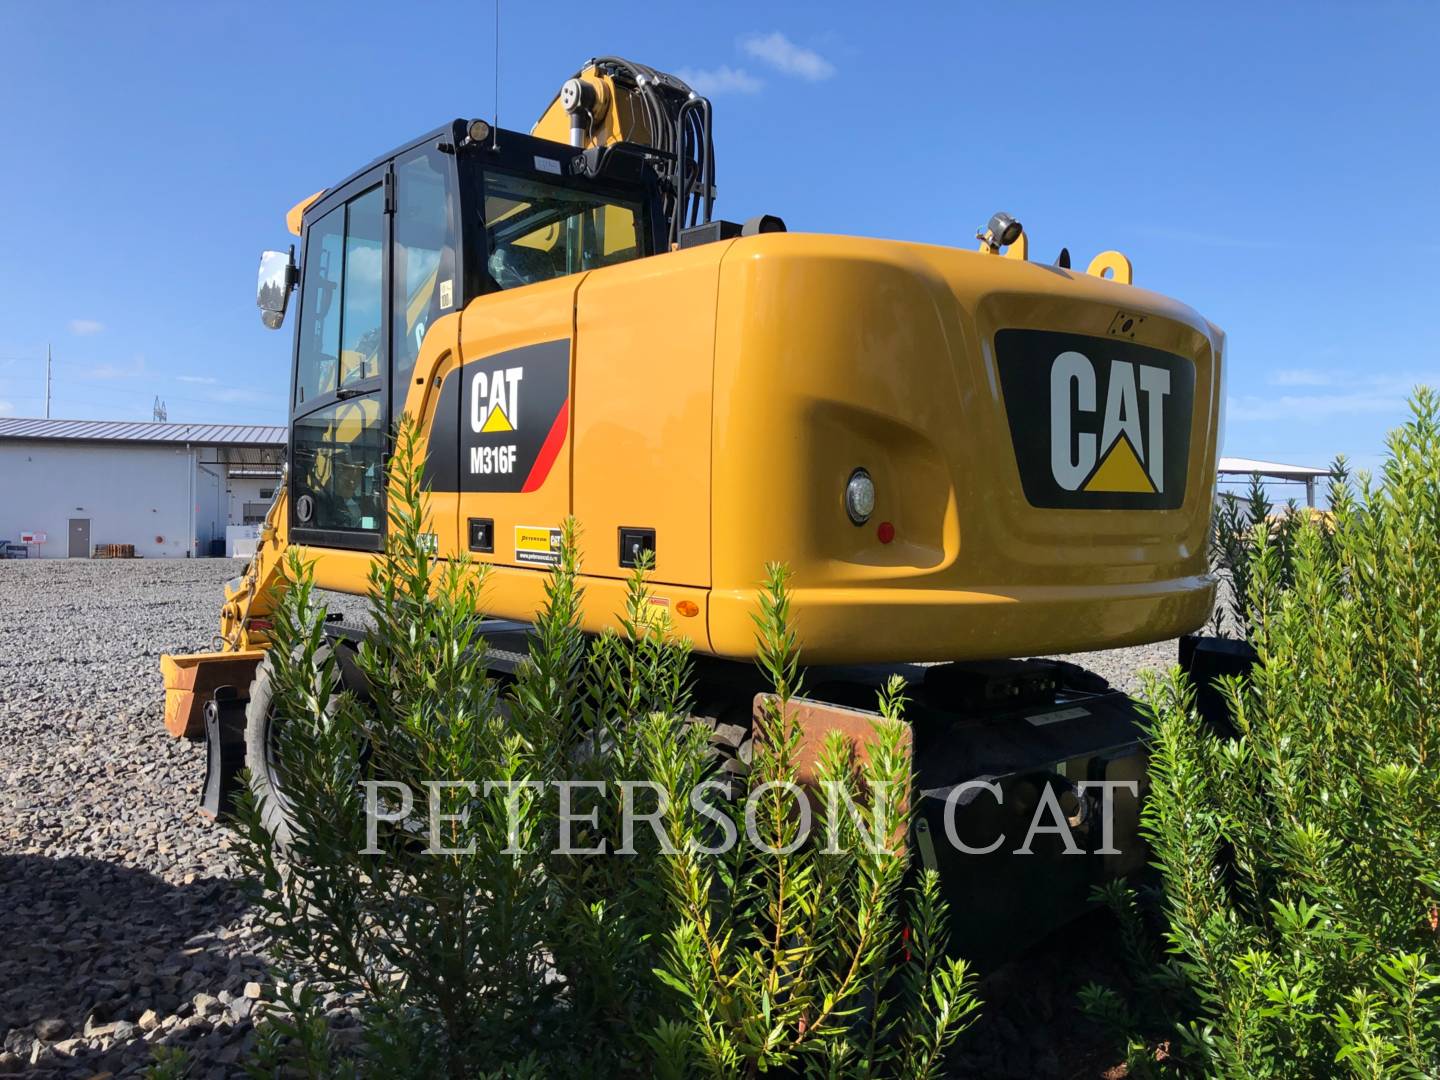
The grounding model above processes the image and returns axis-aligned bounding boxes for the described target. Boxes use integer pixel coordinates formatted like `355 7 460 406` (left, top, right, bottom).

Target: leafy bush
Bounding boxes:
642 566 979 1076
234 421 561 1077
1210 469 1321 636
233 419 978 1078
1089 391 1440 1078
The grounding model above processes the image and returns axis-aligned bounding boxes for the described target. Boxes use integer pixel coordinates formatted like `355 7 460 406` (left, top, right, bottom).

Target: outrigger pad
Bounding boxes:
200 685 250 822
1178 634 1259 736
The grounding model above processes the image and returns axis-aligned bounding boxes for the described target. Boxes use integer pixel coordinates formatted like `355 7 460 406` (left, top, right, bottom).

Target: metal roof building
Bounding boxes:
0 417 285 445
0 416 286 559
1217 455 1335 508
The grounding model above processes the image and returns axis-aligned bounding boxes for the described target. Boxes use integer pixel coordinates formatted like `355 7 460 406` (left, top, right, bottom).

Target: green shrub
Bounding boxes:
641 565 980 1077
234 419 978 1078
234 421 559 1077
1090 391 1440 1078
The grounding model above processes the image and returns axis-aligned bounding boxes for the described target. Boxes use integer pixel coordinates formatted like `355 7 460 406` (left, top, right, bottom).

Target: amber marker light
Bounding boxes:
675 600 700 618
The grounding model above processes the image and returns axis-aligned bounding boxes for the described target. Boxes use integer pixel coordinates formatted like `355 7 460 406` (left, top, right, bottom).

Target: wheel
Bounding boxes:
244 646 344 849
243 652 297 849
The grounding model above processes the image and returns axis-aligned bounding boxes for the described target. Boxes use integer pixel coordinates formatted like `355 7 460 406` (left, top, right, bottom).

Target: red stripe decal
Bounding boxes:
521 398 569 493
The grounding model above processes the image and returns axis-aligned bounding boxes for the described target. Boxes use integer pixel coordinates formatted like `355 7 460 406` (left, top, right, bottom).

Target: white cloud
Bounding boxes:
0 400 13 416
677 65 763 96
1269 369 1334 387
1231 369 1440 421
206 387 272 405
83 357 148 380
176 374 218 384
740 32 835 81
69 319 105 336
1257 369 1438 396
1130 224 1280 251
1227 389 1424 423
346 244 383 289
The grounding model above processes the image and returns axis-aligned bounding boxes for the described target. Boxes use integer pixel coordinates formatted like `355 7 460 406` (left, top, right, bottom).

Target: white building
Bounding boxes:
1217 456 1335 509
0 417 284 558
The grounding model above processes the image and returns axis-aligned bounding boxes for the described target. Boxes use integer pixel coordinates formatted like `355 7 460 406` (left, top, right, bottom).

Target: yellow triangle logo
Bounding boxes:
480 405 514 434
1083 434 1156 494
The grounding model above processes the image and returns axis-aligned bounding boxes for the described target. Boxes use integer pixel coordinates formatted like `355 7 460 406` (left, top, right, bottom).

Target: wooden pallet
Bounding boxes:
93 543 137 558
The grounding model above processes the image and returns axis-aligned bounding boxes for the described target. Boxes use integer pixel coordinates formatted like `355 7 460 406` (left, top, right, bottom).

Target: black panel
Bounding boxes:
290 526 385 553
1179 634 1258 736
679 220 742 248
618 527 656 569
996 329 1195 510
468 517 495 553
422 371 461 492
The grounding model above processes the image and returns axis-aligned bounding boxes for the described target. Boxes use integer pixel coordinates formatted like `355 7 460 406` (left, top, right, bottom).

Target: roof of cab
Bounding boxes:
284 123 454 236
280 123 590 236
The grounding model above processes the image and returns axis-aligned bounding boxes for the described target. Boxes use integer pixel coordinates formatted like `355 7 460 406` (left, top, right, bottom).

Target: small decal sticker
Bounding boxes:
515 525 563 567
639 596 673 629
1025 706 1090 727
534 156 562 175
439 279 453 309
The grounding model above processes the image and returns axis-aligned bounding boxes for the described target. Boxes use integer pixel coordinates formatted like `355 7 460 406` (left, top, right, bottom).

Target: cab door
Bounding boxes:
453 279 578 570
391 143 464 558
290 143 465 558
289 166 390 551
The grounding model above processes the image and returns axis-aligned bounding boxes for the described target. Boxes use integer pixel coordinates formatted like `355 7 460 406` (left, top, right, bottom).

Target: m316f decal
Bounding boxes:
423 339 571 494
997 329 1194 510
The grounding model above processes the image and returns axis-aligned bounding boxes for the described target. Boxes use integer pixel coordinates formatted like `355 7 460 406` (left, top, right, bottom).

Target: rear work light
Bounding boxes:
845 468 876 525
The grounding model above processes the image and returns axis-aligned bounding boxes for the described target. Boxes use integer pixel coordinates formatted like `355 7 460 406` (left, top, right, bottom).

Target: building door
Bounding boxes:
68 518 90 558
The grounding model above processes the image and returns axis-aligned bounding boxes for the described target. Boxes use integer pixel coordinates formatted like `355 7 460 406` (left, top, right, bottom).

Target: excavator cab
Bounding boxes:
255 121 668 553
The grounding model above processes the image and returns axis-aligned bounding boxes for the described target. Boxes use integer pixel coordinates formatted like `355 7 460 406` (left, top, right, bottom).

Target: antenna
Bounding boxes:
152 396 168 422
492 0 500 148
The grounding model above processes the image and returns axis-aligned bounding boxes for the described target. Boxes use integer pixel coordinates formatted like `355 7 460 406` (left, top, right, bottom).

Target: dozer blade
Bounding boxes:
159 650 264 738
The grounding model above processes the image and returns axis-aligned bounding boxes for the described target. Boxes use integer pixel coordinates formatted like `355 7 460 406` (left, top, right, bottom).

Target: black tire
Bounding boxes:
244 646 345 849
243 652 298 849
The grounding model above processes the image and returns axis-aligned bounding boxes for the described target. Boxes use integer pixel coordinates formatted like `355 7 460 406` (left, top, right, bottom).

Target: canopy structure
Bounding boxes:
1217 456 1335 508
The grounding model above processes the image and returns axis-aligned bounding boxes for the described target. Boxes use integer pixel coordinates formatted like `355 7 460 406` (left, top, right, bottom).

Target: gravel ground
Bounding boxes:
0 558 1188 1078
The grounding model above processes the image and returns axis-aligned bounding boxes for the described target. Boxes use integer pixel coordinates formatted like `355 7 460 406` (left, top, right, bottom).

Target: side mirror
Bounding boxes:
257 247 298 329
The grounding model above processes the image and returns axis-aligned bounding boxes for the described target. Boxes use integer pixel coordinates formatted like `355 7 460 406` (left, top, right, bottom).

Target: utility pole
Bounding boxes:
45 344 52 418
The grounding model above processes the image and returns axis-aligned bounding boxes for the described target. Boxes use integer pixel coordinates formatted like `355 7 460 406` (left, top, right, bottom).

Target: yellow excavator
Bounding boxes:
161 56 1229 961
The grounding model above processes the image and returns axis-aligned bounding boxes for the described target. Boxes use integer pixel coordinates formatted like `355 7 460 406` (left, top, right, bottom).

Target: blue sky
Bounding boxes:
1 2 1436 479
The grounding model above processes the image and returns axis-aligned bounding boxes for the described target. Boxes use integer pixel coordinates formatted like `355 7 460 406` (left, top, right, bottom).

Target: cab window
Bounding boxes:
392 148 456 419
291 397 385 534
294 185 385 407
482 171 644 290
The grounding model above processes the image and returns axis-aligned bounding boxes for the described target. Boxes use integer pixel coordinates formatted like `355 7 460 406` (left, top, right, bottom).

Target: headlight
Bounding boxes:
845 468 875 525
